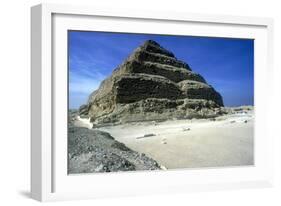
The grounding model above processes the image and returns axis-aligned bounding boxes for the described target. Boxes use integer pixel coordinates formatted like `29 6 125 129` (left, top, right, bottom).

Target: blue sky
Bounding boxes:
68 31 254 109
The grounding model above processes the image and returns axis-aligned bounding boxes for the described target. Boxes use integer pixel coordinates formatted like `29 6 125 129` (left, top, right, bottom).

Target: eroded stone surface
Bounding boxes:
80 40 224 125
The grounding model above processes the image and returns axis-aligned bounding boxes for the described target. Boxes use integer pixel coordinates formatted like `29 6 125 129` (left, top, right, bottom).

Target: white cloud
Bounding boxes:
69 71 105 95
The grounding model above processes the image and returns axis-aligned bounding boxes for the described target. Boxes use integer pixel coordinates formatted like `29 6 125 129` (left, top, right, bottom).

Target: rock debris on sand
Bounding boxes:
68 124 161 174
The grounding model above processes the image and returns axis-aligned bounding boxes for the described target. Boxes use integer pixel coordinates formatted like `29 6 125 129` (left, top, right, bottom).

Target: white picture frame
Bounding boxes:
31 3 274 202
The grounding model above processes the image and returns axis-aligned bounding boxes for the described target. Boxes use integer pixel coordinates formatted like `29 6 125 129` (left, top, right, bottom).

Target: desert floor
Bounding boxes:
74 112 254 169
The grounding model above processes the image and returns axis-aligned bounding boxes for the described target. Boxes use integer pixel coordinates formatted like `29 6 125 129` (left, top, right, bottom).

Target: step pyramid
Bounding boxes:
79 40 224 124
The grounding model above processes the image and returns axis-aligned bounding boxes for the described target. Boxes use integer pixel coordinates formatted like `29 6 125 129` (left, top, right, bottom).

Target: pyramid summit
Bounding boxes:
79 40 224 125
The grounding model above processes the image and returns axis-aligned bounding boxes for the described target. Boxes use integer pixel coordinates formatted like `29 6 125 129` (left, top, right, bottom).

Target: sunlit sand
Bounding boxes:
75 111 254 169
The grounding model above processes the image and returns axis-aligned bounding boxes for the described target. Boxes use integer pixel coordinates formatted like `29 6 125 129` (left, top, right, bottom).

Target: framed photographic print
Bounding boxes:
31 3 274 201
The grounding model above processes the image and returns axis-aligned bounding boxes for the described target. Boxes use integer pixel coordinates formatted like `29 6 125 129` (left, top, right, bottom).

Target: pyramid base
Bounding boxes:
90 98 224 126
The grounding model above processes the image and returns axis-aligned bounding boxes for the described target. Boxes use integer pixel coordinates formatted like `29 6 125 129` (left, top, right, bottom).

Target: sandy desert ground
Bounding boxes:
74 110 254 169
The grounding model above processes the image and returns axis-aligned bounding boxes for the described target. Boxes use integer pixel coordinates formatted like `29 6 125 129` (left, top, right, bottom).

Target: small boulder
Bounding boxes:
183 127 191 131
144 133 156 137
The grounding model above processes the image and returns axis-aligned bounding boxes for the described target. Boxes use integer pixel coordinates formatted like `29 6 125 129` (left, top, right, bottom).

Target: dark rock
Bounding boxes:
115 74 182 103
144 133 156 137
136 133 156 139
141 40 175 58
183 128 190 131
79 104 89 117
178 80 223 106
68 126 161 174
